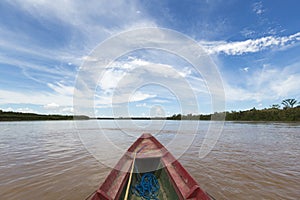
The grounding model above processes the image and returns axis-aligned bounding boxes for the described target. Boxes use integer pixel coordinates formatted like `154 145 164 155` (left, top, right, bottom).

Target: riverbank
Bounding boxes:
1 106 299 122
168 107 300 122
0 110 89 121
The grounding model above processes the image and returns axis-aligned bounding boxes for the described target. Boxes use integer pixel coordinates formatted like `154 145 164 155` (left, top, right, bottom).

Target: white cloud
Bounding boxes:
6 0 299 114
72 56 208 116
43 104 74 114
252 1 265 15
0 0 156 89
136 103 148 107
241 67 249 72
94 91 156 105
47 82 74 96
129 91 156 102
82 55 99 62
224 62 300 102
44 102 60 110
240 28 256 38
99 69 126 91
178 67 192 77
7 0 155 48
2 107 36 113
200 32 300 55
150 105 165 117
0 89 76 114
270 74 300 97
151 99 170 103
89 57 208 108
0 89 73 107
61 107 74 114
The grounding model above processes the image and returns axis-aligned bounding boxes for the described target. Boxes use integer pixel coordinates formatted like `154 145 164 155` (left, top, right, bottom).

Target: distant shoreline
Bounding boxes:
1 106 299 122
0 110 89 121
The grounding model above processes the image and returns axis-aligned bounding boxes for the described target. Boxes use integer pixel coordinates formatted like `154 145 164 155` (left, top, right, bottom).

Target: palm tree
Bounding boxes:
281 99 297 109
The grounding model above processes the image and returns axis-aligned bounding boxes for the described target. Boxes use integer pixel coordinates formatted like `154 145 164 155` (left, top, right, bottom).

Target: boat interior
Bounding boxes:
119 157 179 200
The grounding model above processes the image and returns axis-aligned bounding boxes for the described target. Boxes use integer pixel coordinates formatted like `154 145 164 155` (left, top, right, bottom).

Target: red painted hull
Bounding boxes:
91 133 212 200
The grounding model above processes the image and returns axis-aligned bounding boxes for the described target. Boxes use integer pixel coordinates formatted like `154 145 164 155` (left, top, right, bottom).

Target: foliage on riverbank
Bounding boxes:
167 106 300 121
1 98 299 122
0 110 89 121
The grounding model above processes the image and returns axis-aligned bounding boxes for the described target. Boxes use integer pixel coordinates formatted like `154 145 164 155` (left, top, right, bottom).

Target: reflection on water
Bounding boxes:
0 120 299 199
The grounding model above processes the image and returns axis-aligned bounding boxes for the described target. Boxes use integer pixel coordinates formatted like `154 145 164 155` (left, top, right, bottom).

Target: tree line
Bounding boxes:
0 110 89 121
1 99 299 122
167 98 300 121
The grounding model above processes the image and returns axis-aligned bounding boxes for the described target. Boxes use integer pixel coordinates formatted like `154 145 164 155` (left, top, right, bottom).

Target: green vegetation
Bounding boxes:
224 106 300 121
0 110 89 121
1 99 299 122
167 99 300 122
167 106 300 121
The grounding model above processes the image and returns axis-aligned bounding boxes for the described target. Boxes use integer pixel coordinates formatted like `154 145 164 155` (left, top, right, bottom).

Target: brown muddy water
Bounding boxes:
0 120 299 200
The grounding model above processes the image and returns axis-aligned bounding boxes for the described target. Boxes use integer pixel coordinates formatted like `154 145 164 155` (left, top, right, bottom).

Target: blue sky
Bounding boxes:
0 0 299 117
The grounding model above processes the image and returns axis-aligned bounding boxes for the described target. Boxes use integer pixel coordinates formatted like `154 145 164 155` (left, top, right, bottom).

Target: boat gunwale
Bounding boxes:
92 133 211 200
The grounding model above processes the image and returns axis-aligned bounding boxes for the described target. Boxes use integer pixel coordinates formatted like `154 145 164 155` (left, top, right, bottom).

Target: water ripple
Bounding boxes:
0 121 299 199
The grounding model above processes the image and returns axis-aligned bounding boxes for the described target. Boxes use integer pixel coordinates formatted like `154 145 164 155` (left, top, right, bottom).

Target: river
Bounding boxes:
0 120 299 199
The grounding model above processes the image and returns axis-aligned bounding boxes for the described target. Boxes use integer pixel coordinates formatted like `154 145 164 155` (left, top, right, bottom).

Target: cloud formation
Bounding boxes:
201 32 300 55
0 1 299 115
224 62 300 102
94 58 207 106
252 1 265 15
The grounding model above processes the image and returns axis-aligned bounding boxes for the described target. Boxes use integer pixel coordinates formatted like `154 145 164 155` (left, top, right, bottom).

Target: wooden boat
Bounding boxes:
91 133 212 200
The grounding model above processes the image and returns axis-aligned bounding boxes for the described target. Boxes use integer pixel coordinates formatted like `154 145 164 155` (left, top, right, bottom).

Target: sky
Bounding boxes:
0 0 299 117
